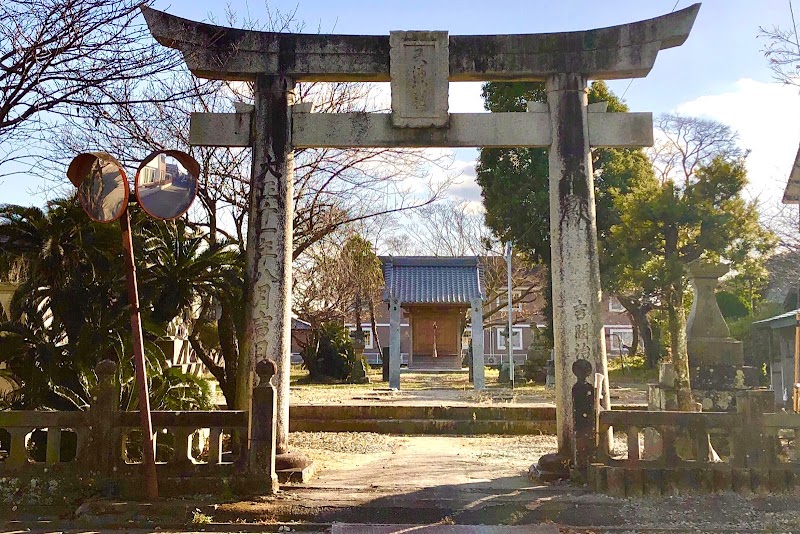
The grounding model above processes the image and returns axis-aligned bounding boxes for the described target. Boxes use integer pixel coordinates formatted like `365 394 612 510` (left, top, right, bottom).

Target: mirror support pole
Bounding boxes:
120 207 159 500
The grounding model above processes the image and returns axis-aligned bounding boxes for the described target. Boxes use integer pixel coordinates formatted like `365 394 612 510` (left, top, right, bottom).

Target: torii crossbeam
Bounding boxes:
143 3 700 480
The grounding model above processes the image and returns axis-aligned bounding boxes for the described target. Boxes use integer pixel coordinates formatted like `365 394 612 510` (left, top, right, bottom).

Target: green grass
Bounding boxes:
607 354 657 384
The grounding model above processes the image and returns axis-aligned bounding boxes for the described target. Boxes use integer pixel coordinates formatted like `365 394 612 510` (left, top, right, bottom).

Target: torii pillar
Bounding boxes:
237 75 296 464
545 73 609 466
142 3 700 475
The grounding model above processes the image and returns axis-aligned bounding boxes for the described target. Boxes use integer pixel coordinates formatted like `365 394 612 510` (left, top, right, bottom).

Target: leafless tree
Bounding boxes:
403 199 543 322
760 198 800 305
292 233 352 329
760 3 800 88
52 77 451 257
407 200 491 256
0 0 200 177
650 113 744 186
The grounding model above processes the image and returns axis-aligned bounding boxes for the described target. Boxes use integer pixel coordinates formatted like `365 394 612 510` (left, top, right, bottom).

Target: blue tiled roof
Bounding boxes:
381 256 484 304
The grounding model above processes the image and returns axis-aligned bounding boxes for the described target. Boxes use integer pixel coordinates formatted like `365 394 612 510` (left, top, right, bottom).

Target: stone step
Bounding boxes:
292 404 555 421
290 417 556 435
291 403 556 435
290 404 645 436
410 355 462 370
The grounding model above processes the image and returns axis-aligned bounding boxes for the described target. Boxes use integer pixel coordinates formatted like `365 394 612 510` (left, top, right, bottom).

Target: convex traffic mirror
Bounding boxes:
135 150 200 221
67 152 129 223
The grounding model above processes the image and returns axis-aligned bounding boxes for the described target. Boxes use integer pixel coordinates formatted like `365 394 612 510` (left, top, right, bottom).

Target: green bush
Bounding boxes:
301 322 355 381
716 291 750 319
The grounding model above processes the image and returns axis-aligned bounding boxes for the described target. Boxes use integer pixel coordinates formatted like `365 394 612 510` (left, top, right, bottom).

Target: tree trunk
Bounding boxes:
642 320 660 369
217 298 242 409
354 293 363 336
618 297 660 369
369 298 382 356
668 279 694 411
188 332 234 409
628 311 639 357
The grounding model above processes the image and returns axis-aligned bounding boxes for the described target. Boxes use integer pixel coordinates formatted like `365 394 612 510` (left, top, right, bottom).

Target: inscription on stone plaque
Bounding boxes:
389 31 449 128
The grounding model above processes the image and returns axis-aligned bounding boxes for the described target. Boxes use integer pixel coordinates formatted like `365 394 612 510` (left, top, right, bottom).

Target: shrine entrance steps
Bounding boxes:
290 404 556 435
409 354 463 370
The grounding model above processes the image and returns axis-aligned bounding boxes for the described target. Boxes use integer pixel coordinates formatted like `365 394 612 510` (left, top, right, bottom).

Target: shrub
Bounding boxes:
523 326 552 384
716 291 750 319
301 322 355 381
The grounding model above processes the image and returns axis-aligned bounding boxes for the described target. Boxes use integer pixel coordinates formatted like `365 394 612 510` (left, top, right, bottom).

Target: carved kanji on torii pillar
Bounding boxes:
142 4 700 475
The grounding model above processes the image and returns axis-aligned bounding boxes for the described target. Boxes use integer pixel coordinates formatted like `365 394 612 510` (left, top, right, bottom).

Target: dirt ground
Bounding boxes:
288 432 555 487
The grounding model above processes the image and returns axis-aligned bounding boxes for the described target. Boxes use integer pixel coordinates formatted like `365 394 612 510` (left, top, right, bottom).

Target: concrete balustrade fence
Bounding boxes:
0 360 278 503
590 392 800 496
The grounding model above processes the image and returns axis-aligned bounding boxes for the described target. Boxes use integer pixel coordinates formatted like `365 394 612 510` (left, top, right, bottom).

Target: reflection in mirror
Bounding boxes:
71 154 129 223
135 151 198 221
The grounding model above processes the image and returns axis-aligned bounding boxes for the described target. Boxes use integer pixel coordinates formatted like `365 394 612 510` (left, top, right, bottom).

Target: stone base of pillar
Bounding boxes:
275 451 316 483
529 452 571 482
276 451 312 470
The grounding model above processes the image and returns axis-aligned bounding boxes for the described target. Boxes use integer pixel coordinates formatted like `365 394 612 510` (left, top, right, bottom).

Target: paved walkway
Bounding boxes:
50 433 800 532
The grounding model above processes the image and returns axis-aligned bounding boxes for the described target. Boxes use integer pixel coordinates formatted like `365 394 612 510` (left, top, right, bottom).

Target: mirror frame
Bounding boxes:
134 150 200 221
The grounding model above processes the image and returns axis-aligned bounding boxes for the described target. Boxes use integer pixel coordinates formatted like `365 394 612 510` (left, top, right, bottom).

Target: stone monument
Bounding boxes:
649 260 770 414
349 331 371 384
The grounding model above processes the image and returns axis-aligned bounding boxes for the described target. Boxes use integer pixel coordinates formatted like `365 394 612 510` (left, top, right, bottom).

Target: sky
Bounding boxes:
2 0 799 214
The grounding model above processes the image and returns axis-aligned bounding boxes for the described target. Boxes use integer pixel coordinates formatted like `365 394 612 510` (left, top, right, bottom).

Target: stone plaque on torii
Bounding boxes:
143 4 699 472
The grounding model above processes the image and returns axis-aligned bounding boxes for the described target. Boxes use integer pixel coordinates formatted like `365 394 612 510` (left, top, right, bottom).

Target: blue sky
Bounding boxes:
3 0 799 210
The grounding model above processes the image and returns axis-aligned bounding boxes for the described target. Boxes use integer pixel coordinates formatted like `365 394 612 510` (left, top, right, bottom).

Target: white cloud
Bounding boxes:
444 82 484 208
676 79 800 205
449 82 485 113
447 158 482 204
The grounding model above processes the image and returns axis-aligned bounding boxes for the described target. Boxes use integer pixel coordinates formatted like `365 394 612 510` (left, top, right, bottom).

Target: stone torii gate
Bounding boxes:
142 4 699 471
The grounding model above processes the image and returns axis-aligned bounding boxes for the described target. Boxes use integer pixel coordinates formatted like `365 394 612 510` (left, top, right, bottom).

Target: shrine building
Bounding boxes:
381 256 485 371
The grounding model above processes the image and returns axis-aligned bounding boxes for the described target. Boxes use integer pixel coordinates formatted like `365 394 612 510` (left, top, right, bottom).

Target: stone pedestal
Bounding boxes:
649 362 769 413
248 360 280 493
686 260 744 369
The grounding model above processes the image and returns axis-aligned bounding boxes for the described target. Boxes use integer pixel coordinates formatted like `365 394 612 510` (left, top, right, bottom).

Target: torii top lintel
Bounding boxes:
141 4 699 83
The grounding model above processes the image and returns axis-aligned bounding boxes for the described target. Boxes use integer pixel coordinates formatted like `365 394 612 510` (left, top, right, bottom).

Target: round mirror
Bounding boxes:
67 153 129 223
135 150 199 221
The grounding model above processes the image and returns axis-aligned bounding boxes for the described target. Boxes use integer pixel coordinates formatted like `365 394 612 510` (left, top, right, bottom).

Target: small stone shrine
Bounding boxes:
649 260 771 413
